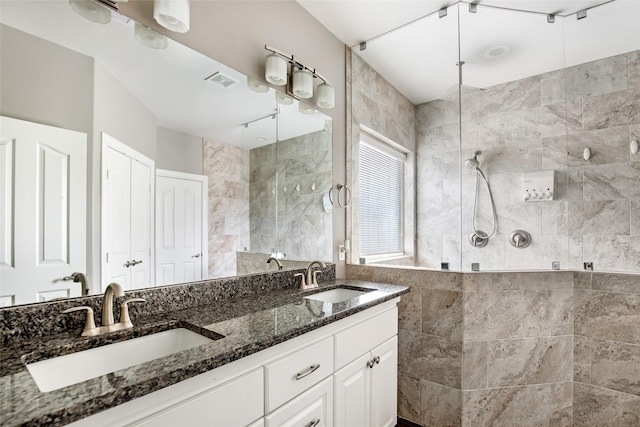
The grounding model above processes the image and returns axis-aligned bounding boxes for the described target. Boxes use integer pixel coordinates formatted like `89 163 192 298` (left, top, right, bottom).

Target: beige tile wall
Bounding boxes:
346 265 640 426
416 50 640 273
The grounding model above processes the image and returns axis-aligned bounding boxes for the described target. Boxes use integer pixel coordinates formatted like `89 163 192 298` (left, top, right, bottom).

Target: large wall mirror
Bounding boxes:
349 0 639 273
0 0 332 306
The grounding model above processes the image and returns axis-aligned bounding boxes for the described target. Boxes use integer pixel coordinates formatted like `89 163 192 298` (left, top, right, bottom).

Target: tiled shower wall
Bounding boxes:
345 265 640 426
203 139 250 278
250 130 333 262
417 50 640 272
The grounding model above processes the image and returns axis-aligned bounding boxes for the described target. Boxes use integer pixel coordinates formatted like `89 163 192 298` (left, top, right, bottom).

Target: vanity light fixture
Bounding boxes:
134 23 168 50
275 91 294 105
153 0 190 33
69 0 112 24
247 76 270 93
317 83 335 109
264 45 335 109
298 102 316 115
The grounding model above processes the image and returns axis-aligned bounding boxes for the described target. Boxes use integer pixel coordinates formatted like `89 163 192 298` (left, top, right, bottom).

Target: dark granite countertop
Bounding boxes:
0 280 408 426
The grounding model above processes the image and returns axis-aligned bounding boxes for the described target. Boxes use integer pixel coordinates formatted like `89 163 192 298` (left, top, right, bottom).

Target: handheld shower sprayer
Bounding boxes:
466 151 498 248
464 151 481 169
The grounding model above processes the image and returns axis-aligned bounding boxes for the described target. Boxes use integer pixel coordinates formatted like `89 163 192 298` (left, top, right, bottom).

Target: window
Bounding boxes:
359 133 406 258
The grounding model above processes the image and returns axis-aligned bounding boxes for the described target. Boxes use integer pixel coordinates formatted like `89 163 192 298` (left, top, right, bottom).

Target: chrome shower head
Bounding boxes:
464 151 481 169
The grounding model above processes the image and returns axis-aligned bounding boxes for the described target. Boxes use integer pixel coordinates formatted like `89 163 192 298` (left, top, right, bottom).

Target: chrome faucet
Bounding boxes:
63 282 145 337
266 256 283 270
305 261 326 288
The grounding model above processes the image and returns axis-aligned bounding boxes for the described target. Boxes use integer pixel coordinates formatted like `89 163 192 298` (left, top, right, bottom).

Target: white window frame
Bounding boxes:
358 131 409 262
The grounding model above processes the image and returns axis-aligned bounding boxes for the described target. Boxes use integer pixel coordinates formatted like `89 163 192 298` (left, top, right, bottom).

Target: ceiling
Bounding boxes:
298 0 640 104
0 0 328 147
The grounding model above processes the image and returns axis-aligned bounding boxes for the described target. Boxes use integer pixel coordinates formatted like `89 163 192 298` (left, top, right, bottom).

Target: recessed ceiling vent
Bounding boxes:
205 72 238 88
96 0 119 11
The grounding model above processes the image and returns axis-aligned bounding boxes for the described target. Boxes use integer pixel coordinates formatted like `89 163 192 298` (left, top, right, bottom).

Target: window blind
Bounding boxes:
359 140 404 257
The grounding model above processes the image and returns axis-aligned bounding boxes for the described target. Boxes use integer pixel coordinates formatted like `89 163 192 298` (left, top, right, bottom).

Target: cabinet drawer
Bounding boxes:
135 368 264 427
334 307 397 369
265 377 333 427
265 336 334 412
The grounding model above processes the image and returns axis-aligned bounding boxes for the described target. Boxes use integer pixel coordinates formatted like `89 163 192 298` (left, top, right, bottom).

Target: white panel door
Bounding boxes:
333 353 370 427
370 336 398 427
103 146 131 289
129 159 152 289
0 116 87 306
155 170 207 285
101 133 154 291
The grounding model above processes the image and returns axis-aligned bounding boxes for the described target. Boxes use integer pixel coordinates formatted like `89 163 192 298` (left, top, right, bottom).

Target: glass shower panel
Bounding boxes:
275 100 333 264
562 0 640 273
351 4 461 270
458 4 567 271
241 111 278 272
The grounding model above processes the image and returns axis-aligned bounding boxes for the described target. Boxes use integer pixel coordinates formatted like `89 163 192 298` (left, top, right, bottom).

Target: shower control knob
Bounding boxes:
531 192 538 199
545 191 552 199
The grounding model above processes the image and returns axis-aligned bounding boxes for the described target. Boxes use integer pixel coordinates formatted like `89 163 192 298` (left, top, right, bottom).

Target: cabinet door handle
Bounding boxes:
306 419 320 427
367 360 375 368
295 364 320 380
374 356 380 364
124 261 131 268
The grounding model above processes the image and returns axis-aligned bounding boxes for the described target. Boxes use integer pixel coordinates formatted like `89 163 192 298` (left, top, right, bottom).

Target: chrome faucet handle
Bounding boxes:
294 273 307 291
63 306 98 337
119 298 146 328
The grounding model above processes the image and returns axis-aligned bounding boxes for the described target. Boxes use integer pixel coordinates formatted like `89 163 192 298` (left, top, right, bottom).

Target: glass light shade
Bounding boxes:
275 91 294 105
316 83 335 109
134 23 168 50
292 69 313 99
247 77 269 93
69 0 111 24
153 0 190 33
298 102 316 115
265 54 287 86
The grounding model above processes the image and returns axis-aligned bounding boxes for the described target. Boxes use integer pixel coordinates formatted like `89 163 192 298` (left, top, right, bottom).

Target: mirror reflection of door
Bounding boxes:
0 116 87 305
155 170 207 285
101 133 153 291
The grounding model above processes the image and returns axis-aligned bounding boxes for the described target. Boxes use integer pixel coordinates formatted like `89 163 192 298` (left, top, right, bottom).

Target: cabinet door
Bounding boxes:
266 377 333 427
370 336 398 427
135 368 263 427
333 352 370 427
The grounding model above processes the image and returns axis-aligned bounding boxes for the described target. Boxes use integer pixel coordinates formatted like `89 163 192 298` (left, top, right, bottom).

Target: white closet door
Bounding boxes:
155 171 207 285
129 158 152 289
0 116 87 306
103 145 132 289
101 133 154 291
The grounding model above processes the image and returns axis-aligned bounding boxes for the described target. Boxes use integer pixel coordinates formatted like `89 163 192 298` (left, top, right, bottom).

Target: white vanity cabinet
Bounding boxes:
333 306 398 427
68 298 400 427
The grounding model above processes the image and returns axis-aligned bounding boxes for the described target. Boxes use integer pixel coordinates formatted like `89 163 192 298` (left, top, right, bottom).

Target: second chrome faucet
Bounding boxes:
63 283 146 337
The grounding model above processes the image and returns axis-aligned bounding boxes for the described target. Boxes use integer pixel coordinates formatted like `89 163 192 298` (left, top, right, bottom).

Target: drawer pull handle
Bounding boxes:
306 419 320 427
295 364 320 380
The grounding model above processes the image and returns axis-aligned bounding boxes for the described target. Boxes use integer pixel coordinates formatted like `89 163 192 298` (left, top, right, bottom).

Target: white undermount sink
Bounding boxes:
304 288 368 304
26 328 214 392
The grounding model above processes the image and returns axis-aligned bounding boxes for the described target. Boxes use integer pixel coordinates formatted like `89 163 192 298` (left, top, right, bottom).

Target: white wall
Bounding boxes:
157 127 203 175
